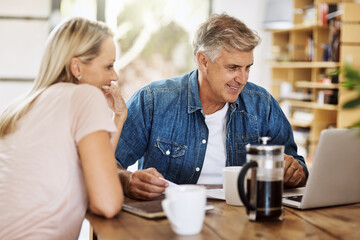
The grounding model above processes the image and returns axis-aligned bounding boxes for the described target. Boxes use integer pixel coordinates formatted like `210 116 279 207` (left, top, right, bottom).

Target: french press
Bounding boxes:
237 137 284 221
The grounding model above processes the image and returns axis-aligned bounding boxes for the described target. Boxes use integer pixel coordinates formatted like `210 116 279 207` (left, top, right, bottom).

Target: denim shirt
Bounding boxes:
115 70 308 184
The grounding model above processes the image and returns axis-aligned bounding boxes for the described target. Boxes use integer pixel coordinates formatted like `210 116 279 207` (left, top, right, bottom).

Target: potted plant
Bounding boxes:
341 63 360 128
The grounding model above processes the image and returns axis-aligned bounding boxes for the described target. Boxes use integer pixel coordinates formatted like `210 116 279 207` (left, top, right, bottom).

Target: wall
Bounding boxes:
0 0 51 113
212 0 272 91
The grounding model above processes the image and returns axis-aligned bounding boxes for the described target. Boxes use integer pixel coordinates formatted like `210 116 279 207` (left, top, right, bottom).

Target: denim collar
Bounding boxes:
187 70 203 114
187 69 240 114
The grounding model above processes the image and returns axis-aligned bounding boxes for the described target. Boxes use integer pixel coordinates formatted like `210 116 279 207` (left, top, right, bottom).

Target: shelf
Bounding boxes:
289 118 312 128
270 1 359 160
269 61 340 68
315 0 354 5
283 100 338 110
295 81 339 89
271 24 329 33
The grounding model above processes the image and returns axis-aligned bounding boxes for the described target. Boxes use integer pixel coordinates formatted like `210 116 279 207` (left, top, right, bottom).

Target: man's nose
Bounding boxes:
235 69 248 85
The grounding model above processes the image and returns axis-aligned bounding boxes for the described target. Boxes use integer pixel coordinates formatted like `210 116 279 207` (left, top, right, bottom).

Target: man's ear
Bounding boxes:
196 51 209 73
70 57 81 77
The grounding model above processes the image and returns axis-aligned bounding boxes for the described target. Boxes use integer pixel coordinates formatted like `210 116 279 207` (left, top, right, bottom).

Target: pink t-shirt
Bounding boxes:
0 83 117 239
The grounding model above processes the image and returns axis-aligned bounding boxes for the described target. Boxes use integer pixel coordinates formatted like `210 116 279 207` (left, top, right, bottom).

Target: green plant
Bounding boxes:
341 63 360 128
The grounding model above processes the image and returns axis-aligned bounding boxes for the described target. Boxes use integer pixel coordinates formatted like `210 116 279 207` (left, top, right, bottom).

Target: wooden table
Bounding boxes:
86 188 360 240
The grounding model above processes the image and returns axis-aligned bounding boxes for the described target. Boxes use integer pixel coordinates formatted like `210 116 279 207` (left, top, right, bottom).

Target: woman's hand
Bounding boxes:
102 82 127 119
102 82 127 150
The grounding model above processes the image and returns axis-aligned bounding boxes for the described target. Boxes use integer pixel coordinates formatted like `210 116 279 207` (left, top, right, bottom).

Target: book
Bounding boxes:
123 197 166 219
329 18 341 62
319 3 329 26
122 195 215 219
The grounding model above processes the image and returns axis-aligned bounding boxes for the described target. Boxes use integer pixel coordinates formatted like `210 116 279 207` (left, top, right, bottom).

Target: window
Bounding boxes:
106 0 210 100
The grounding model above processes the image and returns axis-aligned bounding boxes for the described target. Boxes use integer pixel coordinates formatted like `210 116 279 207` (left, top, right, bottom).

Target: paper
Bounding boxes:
159 177 180 189
160 178 225 200
206 187 306 200
206 188 226 200
159 179 305 200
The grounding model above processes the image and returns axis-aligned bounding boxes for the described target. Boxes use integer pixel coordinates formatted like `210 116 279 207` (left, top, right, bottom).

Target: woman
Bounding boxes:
0 17 125 239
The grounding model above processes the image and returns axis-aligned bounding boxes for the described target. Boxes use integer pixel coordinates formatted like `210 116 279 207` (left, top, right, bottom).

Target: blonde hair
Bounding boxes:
0 17 113 137
193 13 261 62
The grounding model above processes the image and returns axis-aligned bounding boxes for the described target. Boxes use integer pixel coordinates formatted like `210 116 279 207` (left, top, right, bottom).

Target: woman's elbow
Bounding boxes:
90 198 123 219
102 205 122 219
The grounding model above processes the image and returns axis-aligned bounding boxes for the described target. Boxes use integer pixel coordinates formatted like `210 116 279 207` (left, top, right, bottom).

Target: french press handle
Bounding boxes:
237 161 258 211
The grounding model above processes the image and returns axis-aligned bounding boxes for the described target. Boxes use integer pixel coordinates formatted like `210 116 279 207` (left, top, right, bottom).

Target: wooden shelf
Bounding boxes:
295 81 339 89
289 118 312 128
271 24 329 33
315 0 354 4
269 61 340 68
284 100 338 111
270 0 359 161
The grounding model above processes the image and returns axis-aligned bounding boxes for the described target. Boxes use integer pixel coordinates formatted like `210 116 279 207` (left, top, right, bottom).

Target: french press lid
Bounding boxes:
246 137 284 156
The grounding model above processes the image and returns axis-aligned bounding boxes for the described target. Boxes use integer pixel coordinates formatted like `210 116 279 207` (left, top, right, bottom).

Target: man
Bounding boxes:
115 13 308 200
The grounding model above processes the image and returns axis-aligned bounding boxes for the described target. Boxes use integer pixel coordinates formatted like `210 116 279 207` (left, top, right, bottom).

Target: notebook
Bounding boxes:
283 128 360 209
123 194 215 219
122 195 167 219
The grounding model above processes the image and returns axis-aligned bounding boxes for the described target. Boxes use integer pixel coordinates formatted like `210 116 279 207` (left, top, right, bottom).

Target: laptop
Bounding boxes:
283 128 360 209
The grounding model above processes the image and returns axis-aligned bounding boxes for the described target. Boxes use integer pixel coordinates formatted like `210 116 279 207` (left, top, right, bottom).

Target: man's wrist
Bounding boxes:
117 167 131 196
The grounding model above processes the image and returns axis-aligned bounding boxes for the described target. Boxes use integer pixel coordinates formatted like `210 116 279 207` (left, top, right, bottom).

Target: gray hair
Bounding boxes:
193 13 261 62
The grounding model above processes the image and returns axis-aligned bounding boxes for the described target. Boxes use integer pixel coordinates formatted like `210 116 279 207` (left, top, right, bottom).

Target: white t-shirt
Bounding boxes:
0 83 117 240
197 103 228 184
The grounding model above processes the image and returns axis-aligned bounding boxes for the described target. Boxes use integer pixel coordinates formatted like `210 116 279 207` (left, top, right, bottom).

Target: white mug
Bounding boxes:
222 166 243 206
162 185 206 235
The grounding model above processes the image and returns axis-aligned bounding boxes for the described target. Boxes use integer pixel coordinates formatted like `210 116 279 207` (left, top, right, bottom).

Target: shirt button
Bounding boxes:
166 150 170 155
196 167 200 172
202 139 206 144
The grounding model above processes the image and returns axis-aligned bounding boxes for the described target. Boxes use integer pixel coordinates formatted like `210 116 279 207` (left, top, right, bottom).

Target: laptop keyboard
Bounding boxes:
287 195 303 202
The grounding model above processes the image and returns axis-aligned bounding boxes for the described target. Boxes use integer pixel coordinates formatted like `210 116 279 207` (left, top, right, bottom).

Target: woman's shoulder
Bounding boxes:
39 83 107 115
48 82 104 100
51 82 101 93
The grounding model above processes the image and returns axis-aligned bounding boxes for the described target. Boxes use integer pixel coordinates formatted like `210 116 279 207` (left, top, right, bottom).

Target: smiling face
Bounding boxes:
77 37 118 89
197 49 254 113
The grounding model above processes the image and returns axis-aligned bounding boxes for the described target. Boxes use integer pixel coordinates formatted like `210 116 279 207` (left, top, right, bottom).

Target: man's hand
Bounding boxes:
118 168 169 200
283 154 306 187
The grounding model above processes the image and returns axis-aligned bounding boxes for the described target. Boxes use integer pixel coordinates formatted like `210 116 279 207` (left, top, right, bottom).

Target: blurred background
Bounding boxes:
0 1 271 238
7 0 355 239
0 0 272 112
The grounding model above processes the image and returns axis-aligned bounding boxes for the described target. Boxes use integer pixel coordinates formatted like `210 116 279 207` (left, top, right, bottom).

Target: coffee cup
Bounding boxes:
222 166 243 206
162 185 206 235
